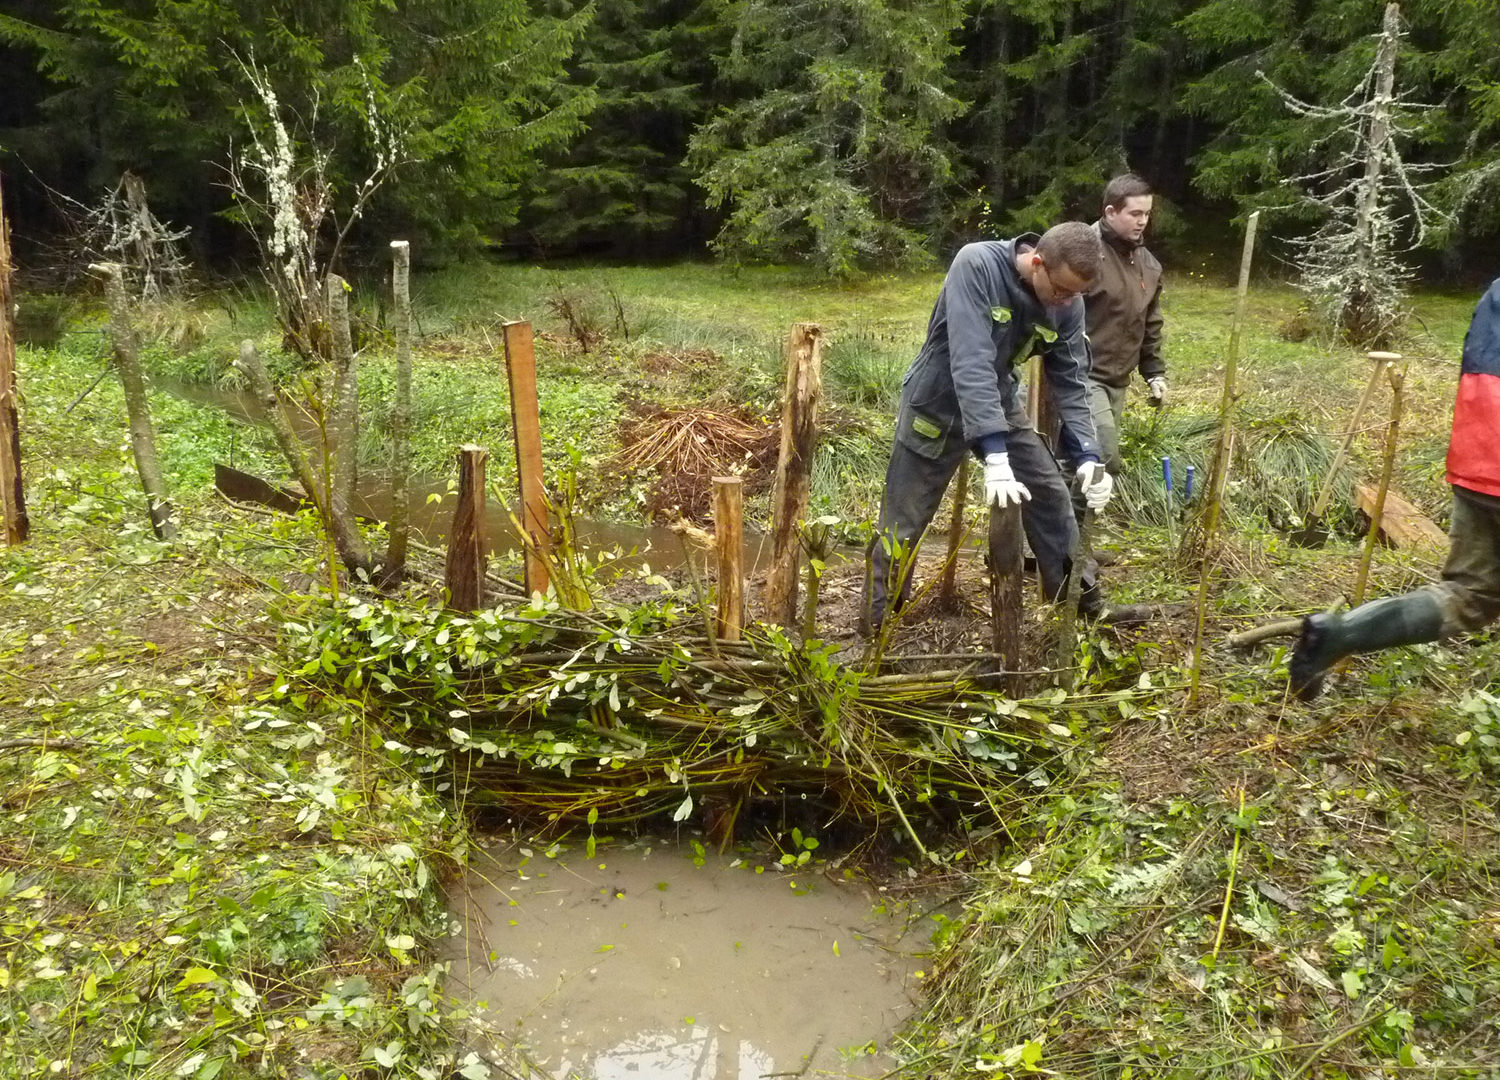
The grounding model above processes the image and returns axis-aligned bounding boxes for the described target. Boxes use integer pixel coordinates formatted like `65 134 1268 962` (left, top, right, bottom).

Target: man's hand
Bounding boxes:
983 453 1031 509
1076 461 1114 510
1147 376 1167 407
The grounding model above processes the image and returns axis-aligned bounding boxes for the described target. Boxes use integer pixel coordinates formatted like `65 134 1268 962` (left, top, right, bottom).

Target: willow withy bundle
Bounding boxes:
284 589 1165 849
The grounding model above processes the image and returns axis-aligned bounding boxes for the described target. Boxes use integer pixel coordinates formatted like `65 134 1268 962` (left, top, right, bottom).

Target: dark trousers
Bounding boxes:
862 427 1080 632
1426 485 1500 634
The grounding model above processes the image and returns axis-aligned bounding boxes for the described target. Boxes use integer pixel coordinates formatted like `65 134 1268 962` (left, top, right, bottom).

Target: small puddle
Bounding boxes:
446 838 926 1079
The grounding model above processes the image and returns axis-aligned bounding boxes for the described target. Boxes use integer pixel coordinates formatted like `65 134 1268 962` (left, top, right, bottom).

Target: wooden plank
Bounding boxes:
214 462 306 515
446 445 488 611
988 502 1025 695
0 176 29 544
1355 482 1446 553
762 322 824 627
502 320 551 597
713 476 745 642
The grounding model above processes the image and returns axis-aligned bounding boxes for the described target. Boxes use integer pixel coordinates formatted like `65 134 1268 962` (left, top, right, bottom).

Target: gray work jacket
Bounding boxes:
894 236 1100 466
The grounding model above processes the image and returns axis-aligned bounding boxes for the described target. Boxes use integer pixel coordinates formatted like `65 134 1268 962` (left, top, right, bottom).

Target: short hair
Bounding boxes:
1103 173 1152 213
1035 222 1101 282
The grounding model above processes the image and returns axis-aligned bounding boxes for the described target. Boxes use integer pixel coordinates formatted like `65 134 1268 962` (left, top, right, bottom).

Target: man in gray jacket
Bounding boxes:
862 222 1115 633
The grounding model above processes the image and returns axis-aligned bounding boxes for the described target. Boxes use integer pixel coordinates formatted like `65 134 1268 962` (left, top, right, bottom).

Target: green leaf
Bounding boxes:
1021 1039 1044 1068
1340 968 1364 999
176 966 221 988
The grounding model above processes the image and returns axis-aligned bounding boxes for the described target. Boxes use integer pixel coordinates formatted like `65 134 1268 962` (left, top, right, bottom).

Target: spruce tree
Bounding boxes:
519 0 723 255
0 0 590 249
688 0 965 275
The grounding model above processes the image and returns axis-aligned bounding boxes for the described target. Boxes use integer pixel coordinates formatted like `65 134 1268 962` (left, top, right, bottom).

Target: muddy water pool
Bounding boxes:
446 837 929 1079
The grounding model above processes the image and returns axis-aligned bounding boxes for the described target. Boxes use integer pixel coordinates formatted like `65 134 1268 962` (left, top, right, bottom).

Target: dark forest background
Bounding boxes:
2 0 1497 277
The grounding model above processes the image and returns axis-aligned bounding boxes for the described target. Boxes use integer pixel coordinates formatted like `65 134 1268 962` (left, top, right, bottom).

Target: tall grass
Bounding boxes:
1115 406 1356 535
823 328 914 410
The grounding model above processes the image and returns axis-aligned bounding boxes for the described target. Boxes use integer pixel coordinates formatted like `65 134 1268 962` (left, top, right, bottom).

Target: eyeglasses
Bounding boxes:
1037 263 1084 304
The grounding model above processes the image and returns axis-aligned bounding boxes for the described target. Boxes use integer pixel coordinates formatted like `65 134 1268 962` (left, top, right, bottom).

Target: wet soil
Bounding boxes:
445 837 927 1080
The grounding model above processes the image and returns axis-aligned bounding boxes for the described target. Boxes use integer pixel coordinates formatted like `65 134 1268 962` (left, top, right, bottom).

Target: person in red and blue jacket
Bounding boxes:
1290 278 1500 699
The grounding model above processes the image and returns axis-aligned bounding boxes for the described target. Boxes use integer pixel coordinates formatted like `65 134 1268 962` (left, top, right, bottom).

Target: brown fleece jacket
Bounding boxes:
1082 219 1164 389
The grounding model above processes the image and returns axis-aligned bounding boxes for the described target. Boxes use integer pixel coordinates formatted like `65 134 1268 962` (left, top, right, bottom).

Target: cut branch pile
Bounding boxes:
616 405 780 521
284 592 1160 844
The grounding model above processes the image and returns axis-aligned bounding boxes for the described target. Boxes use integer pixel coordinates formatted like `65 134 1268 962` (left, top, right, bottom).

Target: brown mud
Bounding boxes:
446 837 927 1080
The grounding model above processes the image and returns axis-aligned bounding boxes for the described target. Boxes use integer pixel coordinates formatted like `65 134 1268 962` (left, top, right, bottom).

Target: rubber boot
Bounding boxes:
1288 592 1445 701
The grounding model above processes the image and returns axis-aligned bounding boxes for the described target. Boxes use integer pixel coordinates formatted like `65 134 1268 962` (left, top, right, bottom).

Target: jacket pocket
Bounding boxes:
895 403 953 461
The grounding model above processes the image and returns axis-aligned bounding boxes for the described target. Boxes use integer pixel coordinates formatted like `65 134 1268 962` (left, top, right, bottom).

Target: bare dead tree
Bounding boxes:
1260 3 1447 347
92 263 176 540
30 172 191 300
226 55 407 362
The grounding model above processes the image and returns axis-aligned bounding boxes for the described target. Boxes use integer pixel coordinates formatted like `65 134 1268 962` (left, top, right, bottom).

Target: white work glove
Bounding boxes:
983 453 1032 509
1076 461 1114 511
1147 376 1167 407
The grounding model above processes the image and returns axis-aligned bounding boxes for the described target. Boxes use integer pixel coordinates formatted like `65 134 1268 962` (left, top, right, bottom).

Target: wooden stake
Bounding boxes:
1298 350 1399 537
92 262 175 540
1030 355 1058 452
326 274 360 528
938 459 970 601
1352 362 1405 606
763 322 825 627
503 321 551 598
1187 211 1259 704
446 444 489 611
713 476 745 642
1026 356 1041 431
988 502 1025 695
383 240 413 584
0 178 27 545
1056 506 1097 691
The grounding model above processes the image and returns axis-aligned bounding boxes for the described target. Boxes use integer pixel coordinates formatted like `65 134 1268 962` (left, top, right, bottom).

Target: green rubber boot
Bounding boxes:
1289 592 1445 701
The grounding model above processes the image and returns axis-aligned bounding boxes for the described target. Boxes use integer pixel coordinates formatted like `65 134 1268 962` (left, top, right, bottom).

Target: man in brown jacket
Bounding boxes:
1083 173 1165 473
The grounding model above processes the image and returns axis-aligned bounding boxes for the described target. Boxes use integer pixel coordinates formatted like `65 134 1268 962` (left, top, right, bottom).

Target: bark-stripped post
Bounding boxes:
92 262 175 540
763 323 825 627
325 274 360 528
446 445 489 611
989 502 1025 694
1352 361 1405 606
1187 211 1260 704
938 459 969 601
1026 356 1042 431
383 241 413 584
502 320 551 597
0 179 27 545
713 476 745 642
